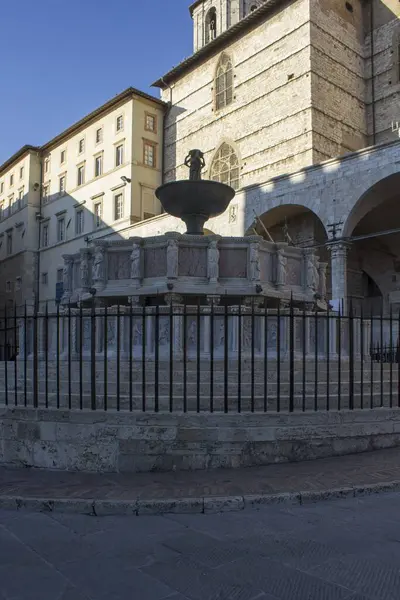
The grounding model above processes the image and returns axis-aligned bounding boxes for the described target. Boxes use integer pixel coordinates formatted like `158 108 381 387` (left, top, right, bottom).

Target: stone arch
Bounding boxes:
246 203 328 243
205 7 217 44
209 141 240 190
343 172 400 237
343 174 400 312
214 52 234 111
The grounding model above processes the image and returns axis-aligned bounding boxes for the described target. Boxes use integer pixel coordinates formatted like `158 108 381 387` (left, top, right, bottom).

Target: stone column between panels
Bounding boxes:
328 242 351 314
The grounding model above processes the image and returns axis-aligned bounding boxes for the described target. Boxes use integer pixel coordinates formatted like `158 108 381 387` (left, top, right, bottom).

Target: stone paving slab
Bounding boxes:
2 447 400 516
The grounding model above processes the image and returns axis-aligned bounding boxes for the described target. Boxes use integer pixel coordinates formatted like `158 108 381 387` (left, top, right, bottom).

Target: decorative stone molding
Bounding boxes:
128 295 141 306
206 294 221 306
164 293 184 305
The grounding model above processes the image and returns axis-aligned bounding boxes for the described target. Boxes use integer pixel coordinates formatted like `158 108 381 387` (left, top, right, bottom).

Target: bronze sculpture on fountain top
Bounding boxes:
155 149 235 235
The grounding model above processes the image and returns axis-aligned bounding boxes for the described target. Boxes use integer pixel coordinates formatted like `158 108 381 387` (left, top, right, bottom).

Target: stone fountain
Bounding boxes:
61 149 327 310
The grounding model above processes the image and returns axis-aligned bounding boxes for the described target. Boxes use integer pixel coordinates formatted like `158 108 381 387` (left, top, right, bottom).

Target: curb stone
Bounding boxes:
1 480 400 516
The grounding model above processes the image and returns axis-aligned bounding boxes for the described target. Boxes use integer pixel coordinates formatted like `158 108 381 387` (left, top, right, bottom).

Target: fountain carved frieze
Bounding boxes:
61 234 326 307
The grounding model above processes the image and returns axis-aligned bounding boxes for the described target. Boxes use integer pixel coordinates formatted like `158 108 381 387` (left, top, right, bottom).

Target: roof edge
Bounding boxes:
41 87 167 152
189 0 203 15
0 145 40 178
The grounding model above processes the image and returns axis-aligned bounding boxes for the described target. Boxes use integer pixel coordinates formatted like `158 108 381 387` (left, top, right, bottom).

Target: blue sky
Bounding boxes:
0 0 193 164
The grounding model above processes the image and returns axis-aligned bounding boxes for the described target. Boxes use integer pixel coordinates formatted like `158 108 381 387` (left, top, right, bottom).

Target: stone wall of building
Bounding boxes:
162 0 315 187
310 0 366 158
364 0 400 145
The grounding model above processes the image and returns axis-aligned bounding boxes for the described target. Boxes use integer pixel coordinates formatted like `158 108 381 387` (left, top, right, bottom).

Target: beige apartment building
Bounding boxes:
0 88 166 310
0 147 41 309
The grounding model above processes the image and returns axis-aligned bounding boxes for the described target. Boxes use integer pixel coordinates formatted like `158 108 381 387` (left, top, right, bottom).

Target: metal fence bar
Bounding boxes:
370 312 374 410
116 303 121 412
154 303 159 413
263 299 268 413
398 310 400 408
14 304 18 407
277 302 281 413
79 302 83 410
169 302 173 413
380 305 384 407
4 305 8 407
68 303 72 410
104 304 108 412
302 304 306 413
210 299 214 413
33 307 38 408
24 303 27 407
349 301 354 411
326 303 330 412
142 305 146 413
338 303 342 411
314 307 318 412
224 303 228 413
237 301 242 413
359 304 363 410
129 301 133 413
251 300 255 413
196 300 201 413
289 300 294 413
45 303 48 409
389 307 393 409
183 304 187 413
91 302 96 411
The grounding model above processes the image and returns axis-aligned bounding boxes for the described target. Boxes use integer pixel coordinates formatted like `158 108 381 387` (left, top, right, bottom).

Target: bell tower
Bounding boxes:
191 0 261 52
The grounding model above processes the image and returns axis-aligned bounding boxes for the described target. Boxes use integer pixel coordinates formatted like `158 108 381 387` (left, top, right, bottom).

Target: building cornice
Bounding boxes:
153 0 286 87
0 146 40 178
41 88 167 152
189 0 204 15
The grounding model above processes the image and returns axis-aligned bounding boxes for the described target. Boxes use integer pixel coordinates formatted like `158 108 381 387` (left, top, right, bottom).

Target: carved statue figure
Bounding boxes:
249 242 261 282
62 258 73 294
188 320 197 344
207 240 219 282
130 243 141 280
167 239 179 279
184 149 205 181
80 253 89 288
307 253 319 293
92 247 104 283
277 249 288 286
319 262 328 299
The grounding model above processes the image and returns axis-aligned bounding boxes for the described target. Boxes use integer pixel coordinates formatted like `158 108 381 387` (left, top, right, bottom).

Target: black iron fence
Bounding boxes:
0 300 399 413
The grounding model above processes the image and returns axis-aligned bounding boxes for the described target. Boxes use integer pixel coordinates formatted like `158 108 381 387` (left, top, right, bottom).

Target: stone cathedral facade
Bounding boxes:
147 0 400 313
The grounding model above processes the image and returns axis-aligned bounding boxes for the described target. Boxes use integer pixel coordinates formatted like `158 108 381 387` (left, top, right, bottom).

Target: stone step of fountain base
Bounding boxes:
1 379 397 397
1 392 397 413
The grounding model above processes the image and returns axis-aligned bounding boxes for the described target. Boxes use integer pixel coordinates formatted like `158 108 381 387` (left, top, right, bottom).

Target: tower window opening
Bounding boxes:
205 8 217 44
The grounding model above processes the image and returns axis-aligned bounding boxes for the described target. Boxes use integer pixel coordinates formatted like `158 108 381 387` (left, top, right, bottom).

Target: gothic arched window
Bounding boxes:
210 143 240 190
205 8 217 44
215 53 233 111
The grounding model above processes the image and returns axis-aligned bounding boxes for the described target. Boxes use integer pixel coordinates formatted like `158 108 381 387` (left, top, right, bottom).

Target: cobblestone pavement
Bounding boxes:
2 448 400 504
1 492 400 599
